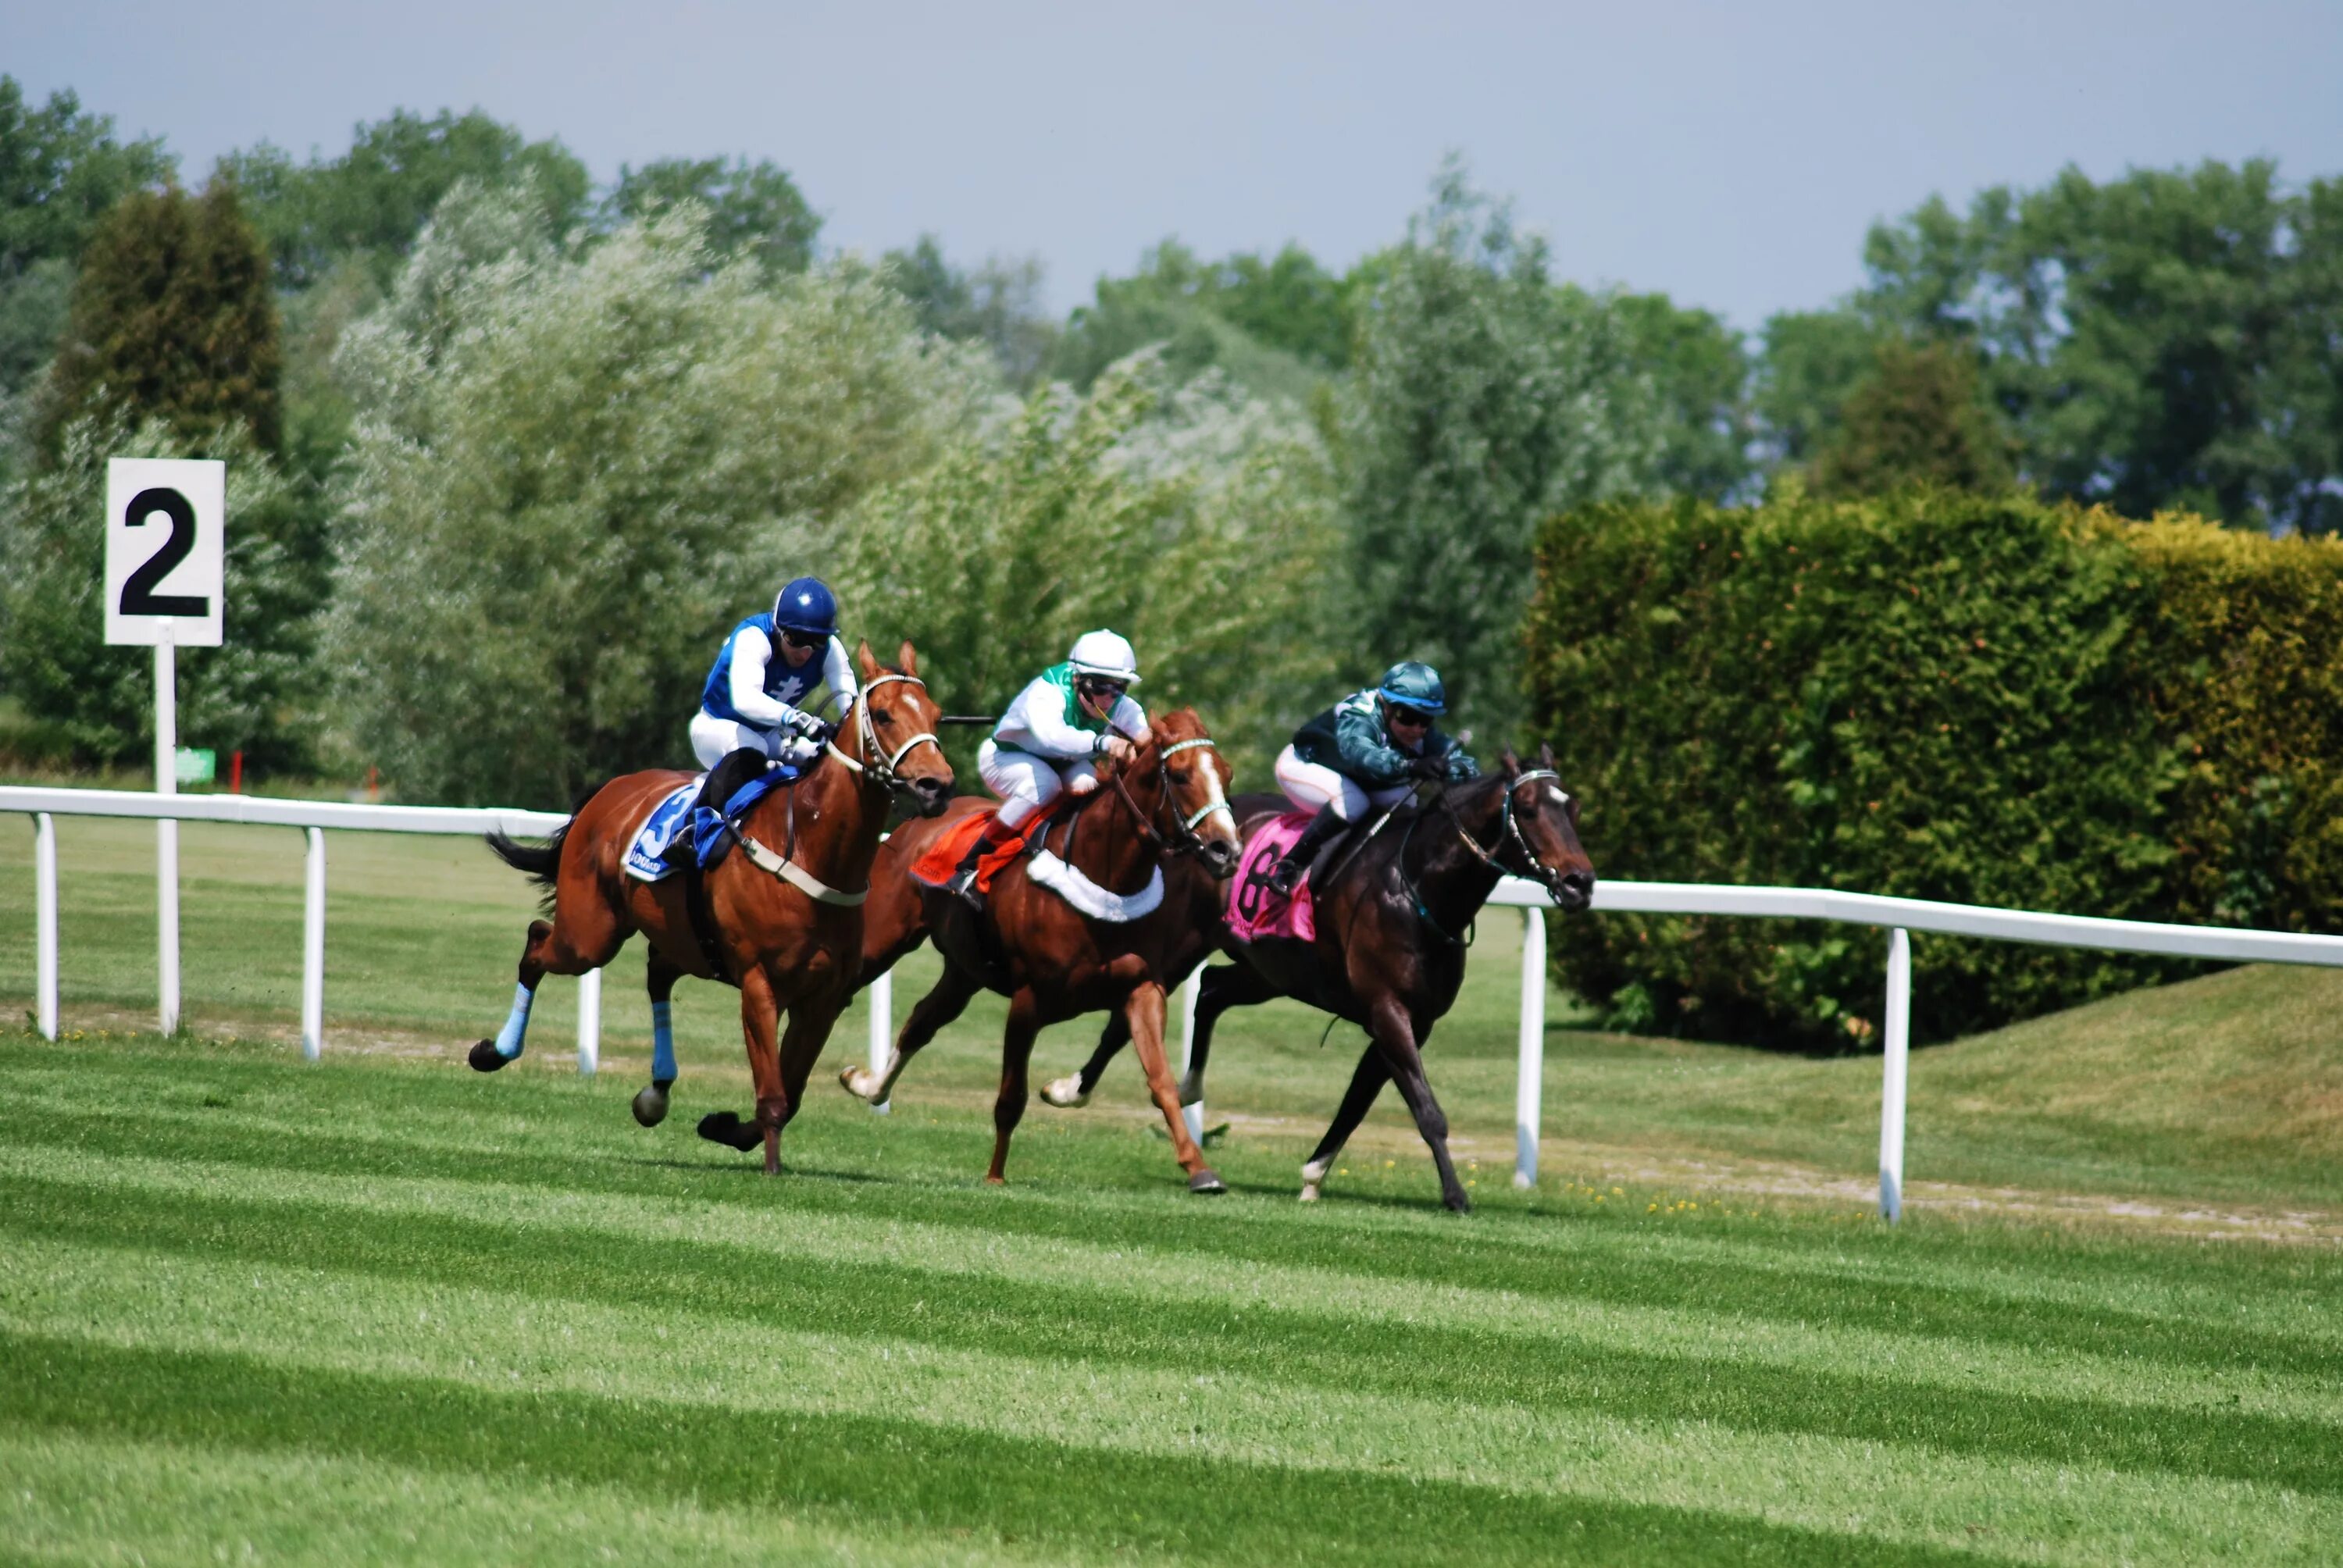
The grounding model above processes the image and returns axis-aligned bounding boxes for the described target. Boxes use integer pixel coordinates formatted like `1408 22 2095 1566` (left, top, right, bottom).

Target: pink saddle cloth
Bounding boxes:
1226 811 1318 943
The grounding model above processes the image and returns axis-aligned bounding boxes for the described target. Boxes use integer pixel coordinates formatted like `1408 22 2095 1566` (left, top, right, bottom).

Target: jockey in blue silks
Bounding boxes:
1266 660 1478 894
690 577 858 772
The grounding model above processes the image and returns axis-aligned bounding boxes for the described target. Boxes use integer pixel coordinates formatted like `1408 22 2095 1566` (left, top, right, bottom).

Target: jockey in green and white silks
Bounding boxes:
1268 661 1478 894
689 576 858 772
947 629 1152 903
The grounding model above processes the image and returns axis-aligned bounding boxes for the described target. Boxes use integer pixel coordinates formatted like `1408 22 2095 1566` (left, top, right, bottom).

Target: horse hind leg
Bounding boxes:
986 992 1043 1185
470 871 629 1073
469 918 563 1072
631 955 683 1127
840 961 980 1106
1180 961 1275 1108
1300 1043 1392 1201
1043 1014 1126 1108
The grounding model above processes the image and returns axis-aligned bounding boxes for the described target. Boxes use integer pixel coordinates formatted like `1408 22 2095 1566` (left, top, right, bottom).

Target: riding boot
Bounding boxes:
946 824 1013 908
1268 804 1345 896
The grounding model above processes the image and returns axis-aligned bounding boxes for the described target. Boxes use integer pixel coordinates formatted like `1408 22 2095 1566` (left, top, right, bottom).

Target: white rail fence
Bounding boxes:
12 784 2343 1221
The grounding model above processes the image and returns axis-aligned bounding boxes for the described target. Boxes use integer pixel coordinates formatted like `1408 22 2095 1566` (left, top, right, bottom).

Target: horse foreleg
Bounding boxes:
697 966 785 1172
1364 995 1467 1213
1182 961 1276 1108
1044 1014 1127 1108
840 961 981 1105
1122 980 1224 1193
1300 1044 1391 1201
776 987 847 1135
632 954 683 1127
986 991 1043 1185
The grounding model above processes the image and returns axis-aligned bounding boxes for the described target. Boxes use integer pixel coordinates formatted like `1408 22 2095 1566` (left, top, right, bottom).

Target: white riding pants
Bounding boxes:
1275 743 1409 822
977 738 1100 830
690 711 818 772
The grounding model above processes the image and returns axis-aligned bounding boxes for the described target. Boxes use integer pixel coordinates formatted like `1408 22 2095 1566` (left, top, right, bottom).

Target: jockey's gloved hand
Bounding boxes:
1407 754 1449 782
785 709 827 739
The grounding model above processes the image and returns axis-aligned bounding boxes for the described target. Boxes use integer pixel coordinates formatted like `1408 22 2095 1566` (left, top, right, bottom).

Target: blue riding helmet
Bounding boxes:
1376 661 1447 715
772 577 839 639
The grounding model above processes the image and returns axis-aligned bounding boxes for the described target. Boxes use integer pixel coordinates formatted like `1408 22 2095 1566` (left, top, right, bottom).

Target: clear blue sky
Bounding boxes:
15 1 2343 327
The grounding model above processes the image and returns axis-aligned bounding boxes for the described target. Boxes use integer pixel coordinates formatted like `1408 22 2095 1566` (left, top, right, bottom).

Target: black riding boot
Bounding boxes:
945 825 1012 908
1268 804 1345 896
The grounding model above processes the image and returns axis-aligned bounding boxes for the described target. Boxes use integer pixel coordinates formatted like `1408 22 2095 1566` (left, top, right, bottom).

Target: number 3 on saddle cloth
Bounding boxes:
1226 811 1318 943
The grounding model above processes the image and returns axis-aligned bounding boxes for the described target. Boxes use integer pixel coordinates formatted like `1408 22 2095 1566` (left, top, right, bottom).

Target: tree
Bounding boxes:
0 77 175 400
1809 339 2017 497
1753 306 1885 469
883 234 1057 389
326 192 987 806
601 156 818 275
1614 290 1753 500
1050 240 1340 402
221 108 589 289
1339 161 1661 740
41 180 281 457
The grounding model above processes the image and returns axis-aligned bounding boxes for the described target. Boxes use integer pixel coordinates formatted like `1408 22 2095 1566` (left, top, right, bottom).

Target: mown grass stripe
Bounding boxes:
5 1084 2334 1382
1 1332 2004 1568
5 1136 2337 1434
10 1234 2341 1568
5 1163 2338 1499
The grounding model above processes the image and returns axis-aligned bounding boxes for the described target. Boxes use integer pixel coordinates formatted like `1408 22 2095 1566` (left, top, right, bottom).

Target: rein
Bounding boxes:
1104 735 1233 863
1393 768 1568 946
732 671 944 907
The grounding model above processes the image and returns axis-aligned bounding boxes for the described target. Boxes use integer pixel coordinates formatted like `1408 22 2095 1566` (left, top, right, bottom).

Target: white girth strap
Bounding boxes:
734 831 868 906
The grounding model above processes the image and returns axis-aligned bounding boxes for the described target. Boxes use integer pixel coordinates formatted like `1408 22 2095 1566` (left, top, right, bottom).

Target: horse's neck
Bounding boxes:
1400 800 1507 930
752 757 889 881
1067 765 1162 898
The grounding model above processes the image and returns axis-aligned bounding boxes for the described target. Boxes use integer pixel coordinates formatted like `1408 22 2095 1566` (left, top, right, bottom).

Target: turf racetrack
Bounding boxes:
2 1028 2339 1566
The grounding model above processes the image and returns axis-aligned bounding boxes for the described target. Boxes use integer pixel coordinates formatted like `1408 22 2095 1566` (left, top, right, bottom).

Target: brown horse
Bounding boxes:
836 708 1243 1190
469 641 954 1174
1050 746 1594 1212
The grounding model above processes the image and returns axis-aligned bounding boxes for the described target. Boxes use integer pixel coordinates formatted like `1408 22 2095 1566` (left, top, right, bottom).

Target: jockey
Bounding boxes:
947 629 1152 904
1267 660 1478 895
690 576 858 772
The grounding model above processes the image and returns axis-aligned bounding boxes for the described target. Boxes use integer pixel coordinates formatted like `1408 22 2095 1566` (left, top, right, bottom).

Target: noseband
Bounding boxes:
1449 768 1570 899
826 672 943 796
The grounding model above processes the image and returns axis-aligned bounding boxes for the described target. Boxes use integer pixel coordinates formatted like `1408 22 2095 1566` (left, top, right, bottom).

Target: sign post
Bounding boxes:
105 459 224 1036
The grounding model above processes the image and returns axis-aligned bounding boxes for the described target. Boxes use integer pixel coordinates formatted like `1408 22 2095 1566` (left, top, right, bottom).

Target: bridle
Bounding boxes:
1392 768 1571 944
1096 734 1237 864
826 672 943 797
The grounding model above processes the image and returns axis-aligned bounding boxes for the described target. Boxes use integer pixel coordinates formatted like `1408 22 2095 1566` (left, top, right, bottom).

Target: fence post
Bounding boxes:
1515 904 1548 1188
576 968 600 1074
1179 966 1204 1146
1879 927 1912 1222
155 633 179 1035
34 813 57 1040
868 969 893 1114
301 827 325 1060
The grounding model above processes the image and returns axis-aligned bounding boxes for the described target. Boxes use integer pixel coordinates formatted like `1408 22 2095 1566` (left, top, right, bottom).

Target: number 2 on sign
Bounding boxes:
119 488 209 618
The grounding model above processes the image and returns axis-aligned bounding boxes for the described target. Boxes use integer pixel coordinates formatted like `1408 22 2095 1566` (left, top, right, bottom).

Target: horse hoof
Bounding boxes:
1040 1074 1089 1109
696 1112 763 1153
837 1064 874 1101
467 1039 508 1073
631 1082 671 1128
1177 1071 1204 1108
1446 1192 1475 1215
1301 1157 1332 1186
1299 1185 1321 1203
1187 1168 1227 1196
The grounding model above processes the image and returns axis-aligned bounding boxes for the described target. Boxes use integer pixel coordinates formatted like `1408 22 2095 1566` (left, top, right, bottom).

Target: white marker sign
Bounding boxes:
105 458 223 647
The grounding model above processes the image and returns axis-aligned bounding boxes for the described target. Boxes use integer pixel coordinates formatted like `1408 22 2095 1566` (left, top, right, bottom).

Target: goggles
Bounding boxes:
1075 676 1129 701
776 627 826 651
1386 704 1433 729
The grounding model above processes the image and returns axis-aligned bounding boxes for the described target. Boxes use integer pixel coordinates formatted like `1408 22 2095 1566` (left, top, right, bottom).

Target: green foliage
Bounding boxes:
1858 160 2343 533
0 413 326 766
41 181 281 458
600 156 818 274
325 195 982 807
1341 162 1660 742
883 235 1058 389
1752 307 1884 468
1050 240 1339 402
1614 290 1753 500
1526 490 2187 1047
221 109 589 290
1809 340 2016 497
834 355 1341 779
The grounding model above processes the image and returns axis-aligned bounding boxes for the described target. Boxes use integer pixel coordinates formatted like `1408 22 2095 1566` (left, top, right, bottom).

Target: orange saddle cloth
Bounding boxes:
910 804 1055 893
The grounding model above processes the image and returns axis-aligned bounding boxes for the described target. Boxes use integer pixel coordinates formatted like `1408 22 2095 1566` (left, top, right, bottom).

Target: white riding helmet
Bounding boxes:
1067 629 1141 684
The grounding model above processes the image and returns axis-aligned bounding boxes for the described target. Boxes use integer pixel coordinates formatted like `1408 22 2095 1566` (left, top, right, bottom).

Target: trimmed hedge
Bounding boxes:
1524 490 2343 1048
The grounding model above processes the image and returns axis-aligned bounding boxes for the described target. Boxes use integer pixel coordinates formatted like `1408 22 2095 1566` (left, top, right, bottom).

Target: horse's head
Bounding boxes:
1495 743 1594 912
849 640 954 816
1142 708 1241 879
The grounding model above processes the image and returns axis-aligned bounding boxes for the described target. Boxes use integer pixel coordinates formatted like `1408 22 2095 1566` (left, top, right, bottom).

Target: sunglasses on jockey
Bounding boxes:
776 626 827 652
1075 675 1129 703
1385 704 1434 729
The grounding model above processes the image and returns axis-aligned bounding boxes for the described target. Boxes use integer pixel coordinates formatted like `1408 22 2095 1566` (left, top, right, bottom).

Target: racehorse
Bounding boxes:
1048 745 1593 1212
469 641 954 1175
836 708 1243 1191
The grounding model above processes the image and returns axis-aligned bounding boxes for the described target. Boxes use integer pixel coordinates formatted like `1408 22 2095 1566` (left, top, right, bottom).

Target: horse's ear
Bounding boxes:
896 640 919 678
1539 741 1556 771
1500 747 1521 777
855 640 881 683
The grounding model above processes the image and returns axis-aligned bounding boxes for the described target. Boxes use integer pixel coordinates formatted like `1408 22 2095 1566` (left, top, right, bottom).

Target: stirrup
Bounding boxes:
946 865 986 908
1267 856 1304 896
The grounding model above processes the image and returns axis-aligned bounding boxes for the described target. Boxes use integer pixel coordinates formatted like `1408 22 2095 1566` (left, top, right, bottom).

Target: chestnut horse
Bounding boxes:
836 709 1242 1190
1050 746 1594 1212
468 641 954 1174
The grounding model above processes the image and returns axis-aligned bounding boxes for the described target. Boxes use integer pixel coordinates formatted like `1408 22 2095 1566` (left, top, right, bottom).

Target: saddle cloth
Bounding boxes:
911 805 1043 893
1226 811 1318 943
622 781 702 882
910 803 1164 922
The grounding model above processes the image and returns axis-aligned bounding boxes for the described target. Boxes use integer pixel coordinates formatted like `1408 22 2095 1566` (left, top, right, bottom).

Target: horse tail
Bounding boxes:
487 821 569 911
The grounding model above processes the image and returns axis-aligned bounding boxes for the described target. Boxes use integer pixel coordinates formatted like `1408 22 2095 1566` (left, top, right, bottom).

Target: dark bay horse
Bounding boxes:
836 709 1243 1190
1054 746 1594 1212
469 641 954 1174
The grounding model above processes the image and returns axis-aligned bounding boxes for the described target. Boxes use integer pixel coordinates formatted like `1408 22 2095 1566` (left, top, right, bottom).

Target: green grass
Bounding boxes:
4 814 2343 1563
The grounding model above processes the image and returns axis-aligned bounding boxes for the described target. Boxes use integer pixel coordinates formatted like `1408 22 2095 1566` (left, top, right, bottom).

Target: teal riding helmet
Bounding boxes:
1376 661 1447 714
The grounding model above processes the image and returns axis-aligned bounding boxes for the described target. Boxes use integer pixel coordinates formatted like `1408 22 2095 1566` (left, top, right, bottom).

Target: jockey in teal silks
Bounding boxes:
1266 660 1478 895
690 576 858 772
947 629 1153 906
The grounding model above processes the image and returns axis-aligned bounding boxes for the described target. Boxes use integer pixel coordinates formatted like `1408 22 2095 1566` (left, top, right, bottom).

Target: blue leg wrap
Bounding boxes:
651 1000 676 1082
493 982 534 1060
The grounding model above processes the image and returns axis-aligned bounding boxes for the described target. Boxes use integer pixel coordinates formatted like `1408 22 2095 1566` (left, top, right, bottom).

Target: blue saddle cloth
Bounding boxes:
621 762 803 884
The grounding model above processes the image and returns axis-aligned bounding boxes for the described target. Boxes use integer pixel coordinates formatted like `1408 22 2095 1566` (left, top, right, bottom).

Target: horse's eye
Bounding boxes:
1169 769 1189 786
